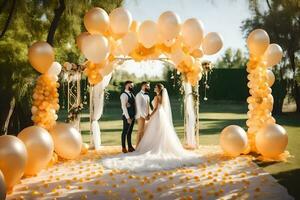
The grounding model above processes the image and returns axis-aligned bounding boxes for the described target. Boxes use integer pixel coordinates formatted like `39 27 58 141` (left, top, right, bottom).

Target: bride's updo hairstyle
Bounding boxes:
156 83 164 96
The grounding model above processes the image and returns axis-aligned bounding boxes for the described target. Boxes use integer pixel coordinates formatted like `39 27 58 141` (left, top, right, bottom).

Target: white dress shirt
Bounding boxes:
135 90 151 119
120 90 134 119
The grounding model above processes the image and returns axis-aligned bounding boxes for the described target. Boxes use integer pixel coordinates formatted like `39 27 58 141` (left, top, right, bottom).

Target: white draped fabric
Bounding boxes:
183 82 197 148
90 73 112 150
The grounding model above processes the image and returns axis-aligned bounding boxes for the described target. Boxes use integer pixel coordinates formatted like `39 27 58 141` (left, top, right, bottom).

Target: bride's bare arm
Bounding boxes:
150 96 162 117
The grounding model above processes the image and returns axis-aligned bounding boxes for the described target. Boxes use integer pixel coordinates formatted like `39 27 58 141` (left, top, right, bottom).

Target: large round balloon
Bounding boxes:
138 20 159 48
247 29 270 57
220 125 248 157
121 32 138 55
202 32 223 55
181 18 204 50
158 11 181 41
84 7 109 34
47 61 62 76
28 41 54 73
0 135 27 190
264 43 283 67
267 69 275 87
50 123 82 159
256 124 288 158
109 7 132 35
18 126 54 176
81 34 109 63
0 170 6 200
76 32 90 50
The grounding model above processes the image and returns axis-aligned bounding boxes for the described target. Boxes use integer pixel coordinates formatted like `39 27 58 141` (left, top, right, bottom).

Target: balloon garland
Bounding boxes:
77 7 223 86
219 29 288 160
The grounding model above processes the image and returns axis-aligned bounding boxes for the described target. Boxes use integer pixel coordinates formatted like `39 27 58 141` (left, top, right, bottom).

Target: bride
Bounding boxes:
102 83 202 172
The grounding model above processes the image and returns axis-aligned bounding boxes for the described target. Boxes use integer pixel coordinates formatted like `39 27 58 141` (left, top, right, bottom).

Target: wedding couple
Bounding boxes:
102 81 201 172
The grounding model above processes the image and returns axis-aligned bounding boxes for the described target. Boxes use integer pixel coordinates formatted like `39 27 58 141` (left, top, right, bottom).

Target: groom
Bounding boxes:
120 80 136 153
135 81 151 147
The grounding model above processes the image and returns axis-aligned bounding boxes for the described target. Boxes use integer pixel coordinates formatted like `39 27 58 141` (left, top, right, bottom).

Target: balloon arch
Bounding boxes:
0 7 289 194
29 7 224 150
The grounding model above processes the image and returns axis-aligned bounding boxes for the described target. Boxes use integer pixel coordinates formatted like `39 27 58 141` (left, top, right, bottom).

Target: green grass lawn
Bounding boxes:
59 99 300 198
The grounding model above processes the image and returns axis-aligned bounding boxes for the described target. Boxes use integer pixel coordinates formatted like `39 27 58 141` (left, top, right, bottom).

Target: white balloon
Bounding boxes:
138 20 158 48
181 18 204 50
81 34 109 63
109 7 132 35
47 62 62 76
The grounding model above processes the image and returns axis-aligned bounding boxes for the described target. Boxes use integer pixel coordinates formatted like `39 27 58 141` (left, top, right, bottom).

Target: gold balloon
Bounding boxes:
220 125 248 157
81 143 89 154
49 123 82 160
181 18 204 50
76 32 90 50
84 7 109 34
202 32 223 55
264 43 283 67
247 29 270 57
256 124 288 158
130 20 140 32
0 170 6 200
121 32 138 55
18 126 54 176
191 48 204 58
267 69 275 87
28 41 55 73
81 34 109 63
138 20 159 48
0 135 27 190
158 11 181 41
109 7 132 35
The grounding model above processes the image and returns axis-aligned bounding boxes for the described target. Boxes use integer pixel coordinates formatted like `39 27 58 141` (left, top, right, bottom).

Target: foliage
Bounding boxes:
0 0 123 134
214 48 248 69
242 0 300 112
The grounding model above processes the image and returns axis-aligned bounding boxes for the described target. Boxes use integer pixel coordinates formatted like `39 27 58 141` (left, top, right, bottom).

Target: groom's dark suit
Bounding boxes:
120 91 136 150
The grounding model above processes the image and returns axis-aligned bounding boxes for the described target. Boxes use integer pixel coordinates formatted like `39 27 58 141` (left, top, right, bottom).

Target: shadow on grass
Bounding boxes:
272 169 300 199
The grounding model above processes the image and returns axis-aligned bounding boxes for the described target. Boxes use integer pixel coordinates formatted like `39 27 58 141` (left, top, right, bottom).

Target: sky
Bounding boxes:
120 0 255 77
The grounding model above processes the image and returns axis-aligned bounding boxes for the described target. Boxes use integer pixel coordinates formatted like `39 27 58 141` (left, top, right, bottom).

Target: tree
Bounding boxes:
241 0 300 113
0 0 123 134
215 48 247 68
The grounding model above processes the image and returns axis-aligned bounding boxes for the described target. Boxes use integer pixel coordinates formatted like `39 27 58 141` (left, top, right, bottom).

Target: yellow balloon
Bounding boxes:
247 29 270 56
138 20 158 48
76 32 90 51
81 34 109 63
220 125 248 157
130 20 140 32
121 32 138 55
49 123 82 160
158 11 181 41
18 126 54 176
84 7 109 34
81 143 89 154
0 135 27 190
264 43 283 67
191 48 204 58
28 41 54 73
0 170 6 199
256 124 288 158
202 32 223 55
181 18 204 50
109 7 132 35
267 69 275 87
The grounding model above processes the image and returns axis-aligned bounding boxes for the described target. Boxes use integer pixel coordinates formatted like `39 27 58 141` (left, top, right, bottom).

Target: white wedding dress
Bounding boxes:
102 88 202 172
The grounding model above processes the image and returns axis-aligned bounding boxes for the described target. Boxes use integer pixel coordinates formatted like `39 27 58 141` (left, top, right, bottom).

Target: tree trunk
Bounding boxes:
47 0 65 46
288 51 300 113
295 82 300 113
0 0 16 38
2 97 15 135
